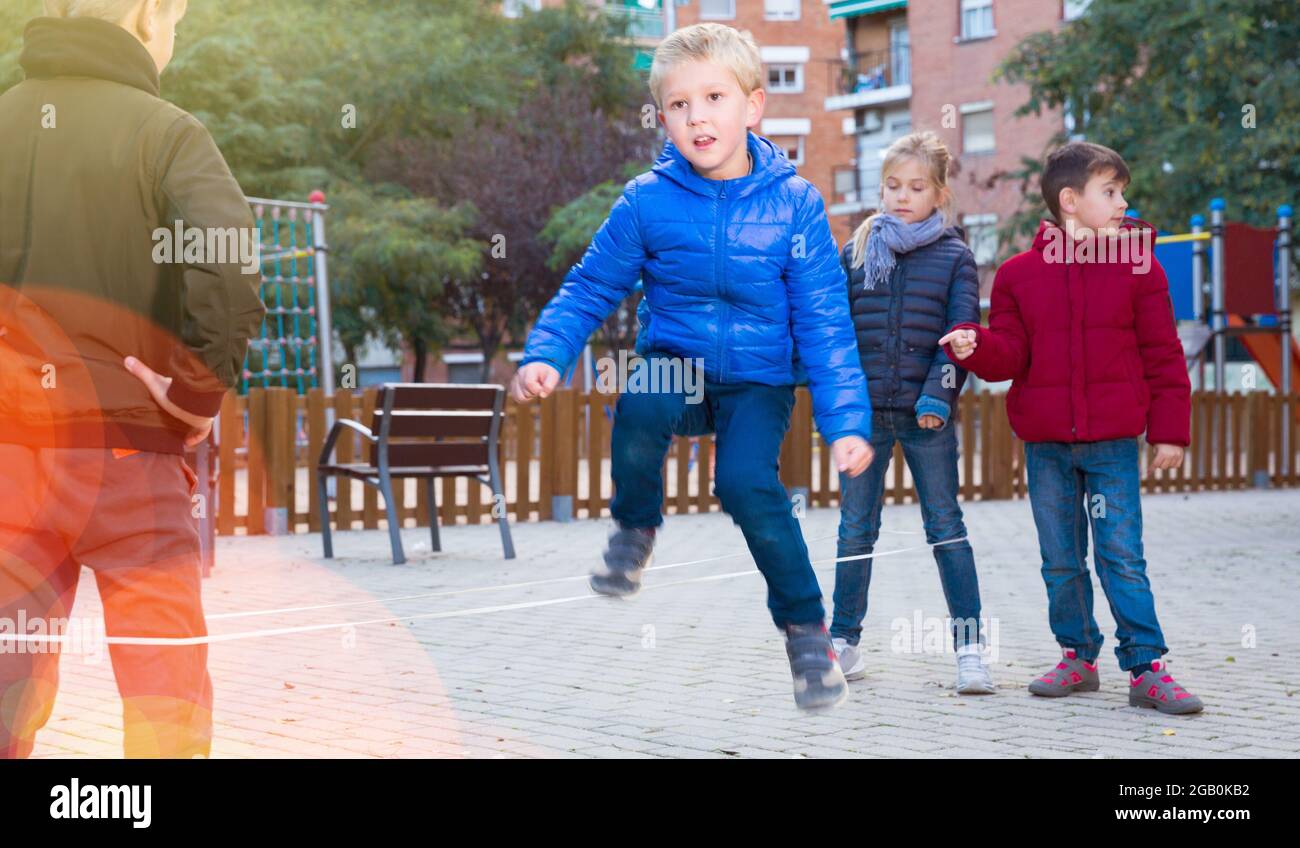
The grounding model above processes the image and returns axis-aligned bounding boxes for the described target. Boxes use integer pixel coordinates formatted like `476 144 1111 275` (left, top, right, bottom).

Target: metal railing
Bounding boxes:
827 46 911 97
600 3 666 39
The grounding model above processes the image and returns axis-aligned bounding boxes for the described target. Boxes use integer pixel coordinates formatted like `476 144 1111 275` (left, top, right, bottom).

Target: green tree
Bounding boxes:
539 163 650 356
329 189 482 384
997 0 1299 250
370 0 657 380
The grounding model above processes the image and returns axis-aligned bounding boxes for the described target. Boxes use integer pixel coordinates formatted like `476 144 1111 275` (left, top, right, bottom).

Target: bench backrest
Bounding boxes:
367 383 505 469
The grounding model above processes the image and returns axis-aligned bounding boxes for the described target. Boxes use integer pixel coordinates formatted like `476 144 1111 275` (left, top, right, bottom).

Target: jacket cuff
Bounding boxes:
914 395 951 426
519 354 567 375
166 380 227 418
942 322 989 373
822 426 872 444
1146 410 1191 447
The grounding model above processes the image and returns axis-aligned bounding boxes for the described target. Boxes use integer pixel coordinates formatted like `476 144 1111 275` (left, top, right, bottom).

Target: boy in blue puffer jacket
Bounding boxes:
510 23 874 711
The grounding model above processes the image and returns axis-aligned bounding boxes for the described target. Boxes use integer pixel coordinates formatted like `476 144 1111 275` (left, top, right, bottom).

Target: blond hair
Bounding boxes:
649 23 763 109
43 0 180 22
848 131 957 269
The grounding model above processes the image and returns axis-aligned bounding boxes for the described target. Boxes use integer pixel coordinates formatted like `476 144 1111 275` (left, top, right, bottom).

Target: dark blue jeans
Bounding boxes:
1024 438 1168 672
826 408 977 645
609 353 824 629
830 408 982 648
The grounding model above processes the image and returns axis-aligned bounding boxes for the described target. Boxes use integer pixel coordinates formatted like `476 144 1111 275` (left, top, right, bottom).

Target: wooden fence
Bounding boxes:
213 387 1300 536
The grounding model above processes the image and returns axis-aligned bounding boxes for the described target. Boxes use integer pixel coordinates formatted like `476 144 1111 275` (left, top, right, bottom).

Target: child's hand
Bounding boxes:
917 414 944 429
123 356 213 447
938 328 978 360
832 436 874 478
1150 443 1184 471
510 362 561 403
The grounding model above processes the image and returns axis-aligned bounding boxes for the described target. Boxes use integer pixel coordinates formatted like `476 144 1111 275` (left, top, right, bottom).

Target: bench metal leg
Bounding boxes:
425 477 441 552
318 472 334 559
488 467 516 560
380 472 406 565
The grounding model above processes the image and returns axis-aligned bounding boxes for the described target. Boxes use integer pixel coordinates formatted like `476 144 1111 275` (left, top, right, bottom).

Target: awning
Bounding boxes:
829 0 907 20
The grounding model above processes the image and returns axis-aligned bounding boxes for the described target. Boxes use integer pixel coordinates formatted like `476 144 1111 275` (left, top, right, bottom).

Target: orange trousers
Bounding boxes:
0 444 212 758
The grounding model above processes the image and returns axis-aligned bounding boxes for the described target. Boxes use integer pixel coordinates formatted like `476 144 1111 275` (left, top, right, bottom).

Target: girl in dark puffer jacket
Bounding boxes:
829 132 994 694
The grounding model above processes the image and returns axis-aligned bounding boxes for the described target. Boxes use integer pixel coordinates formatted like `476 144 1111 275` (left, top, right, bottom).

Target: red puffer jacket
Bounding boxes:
943 219 1190 446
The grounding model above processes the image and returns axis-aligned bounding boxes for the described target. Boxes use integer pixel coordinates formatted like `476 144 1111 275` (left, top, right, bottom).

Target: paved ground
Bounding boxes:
28 488 1300 758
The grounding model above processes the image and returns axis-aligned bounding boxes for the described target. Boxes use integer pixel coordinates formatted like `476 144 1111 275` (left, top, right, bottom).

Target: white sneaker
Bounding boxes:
955 643 996 694
831 637 867 681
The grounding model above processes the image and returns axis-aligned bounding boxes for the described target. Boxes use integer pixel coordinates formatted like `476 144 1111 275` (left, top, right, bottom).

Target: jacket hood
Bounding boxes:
20 16 160 98
1031 216 1155 252
652 131 795 198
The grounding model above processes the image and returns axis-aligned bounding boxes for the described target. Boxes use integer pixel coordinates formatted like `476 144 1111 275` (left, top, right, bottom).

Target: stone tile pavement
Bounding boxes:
28 488 1300 758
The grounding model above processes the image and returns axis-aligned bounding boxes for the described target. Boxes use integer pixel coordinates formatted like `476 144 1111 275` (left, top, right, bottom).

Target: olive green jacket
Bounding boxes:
0 16 265 454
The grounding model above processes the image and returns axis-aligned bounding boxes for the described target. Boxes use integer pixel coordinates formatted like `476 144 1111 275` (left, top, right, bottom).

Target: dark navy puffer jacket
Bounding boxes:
841 226 980 419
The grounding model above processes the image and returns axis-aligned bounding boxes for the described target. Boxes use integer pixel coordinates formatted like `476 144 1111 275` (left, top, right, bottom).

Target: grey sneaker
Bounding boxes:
1128 660 1203 715
1027 649 1100 697
831 637 868 681
784 623 848 711
590 524 655 597
955 643 996 694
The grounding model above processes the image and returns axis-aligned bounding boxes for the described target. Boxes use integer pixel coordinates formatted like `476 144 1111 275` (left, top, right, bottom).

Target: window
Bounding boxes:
763 118 810 164
766 64 804 93
764 0 801 21
963 214 999 266
1063 0 1091 21
835 168 859 202
889 21 911 85
771 136 805 166
960 102 995 154
1062 96 1089 141
443 352 486 384
448 363 483 384
959 0 995 40
699 0 735 20
502 0 540 18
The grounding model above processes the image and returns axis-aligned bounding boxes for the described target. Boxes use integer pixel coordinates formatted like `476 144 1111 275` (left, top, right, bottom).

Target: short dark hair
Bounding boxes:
1041 141 1131 222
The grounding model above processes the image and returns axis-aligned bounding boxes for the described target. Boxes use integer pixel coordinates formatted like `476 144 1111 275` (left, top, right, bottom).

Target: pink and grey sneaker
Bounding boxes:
1128 661 1203 715
1027 649 1100 697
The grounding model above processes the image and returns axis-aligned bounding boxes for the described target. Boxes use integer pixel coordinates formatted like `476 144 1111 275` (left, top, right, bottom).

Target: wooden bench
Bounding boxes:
316 383 516 564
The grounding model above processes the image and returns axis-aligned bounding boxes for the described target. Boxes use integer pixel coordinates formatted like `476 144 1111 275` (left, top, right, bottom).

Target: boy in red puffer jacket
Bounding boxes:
940 142 1203 714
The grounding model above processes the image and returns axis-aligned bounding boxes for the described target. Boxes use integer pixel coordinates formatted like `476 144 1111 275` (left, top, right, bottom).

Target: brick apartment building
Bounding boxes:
826 0 1091 292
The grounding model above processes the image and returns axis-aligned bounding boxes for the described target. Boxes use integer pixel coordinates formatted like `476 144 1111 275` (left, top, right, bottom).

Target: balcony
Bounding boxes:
600 2 666 41
824 46 911 112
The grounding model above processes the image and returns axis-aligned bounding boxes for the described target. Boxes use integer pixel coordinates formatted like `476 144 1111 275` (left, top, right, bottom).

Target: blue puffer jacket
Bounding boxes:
841 226 980 423
521 131 871 443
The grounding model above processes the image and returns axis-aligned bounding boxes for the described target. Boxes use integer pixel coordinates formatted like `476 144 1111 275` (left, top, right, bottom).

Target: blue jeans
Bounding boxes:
830 408 982 648
609 352 824 629
1024 438 1168 672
